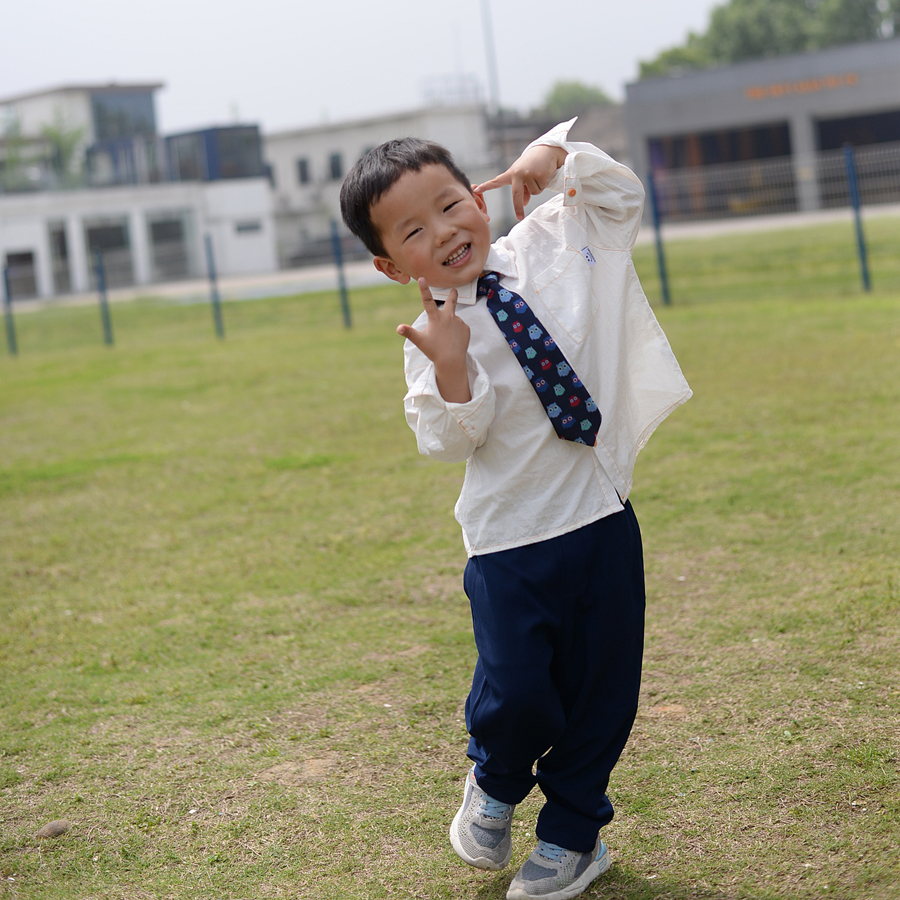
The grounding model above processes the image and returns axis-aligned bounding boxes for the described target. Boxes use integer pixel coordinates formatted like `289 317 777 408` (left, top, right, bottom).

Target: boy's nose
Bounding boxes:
436 220 458 245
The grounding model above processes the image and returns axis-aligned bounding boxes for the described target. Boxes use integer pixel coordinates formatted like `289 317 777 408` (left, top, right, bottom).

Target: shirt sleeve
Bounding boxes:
402 339 496 463
527 118 646 250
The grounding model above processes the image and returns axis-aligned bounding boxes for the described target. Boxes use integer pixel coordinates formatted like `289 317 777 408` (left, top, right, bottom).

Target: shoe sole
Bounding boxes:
449 803 511 870
506 842 610 900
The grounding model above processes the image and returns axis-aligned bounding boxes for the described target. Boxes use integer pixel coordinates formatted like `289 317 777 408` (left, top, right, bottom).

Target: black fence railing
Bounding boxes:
650 140 900 223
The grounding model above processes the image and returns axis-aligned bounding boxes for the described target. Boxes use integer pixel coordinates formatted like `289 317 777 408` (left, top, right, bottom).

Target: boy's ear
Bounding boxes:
473 186 491 223
373 256 412 285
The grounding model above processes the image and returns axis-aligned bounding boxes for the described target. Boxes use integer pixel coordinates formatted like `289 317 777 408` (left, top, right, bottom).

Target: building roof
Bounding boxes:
625 36 900 103
265 103 485 142
0 82 165 105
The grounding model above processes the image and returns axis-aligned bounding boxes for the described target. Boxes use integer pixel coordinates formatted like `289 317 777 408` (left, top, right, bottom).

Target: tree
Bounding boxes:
40 110 85 186
0 116 29 192
638 34 712 79
536 81 613 120
639 0 900 79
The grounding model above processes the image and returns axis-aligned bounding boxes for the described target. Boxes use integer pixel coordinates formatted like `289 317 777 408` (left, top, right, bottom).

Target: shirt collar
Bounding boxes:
428 245 518 306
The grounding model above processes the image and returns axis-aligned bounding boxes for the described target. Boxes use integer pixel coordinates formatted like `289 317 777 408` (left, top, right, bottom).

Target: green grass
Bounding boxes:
1 221 898 899
634 214 900 305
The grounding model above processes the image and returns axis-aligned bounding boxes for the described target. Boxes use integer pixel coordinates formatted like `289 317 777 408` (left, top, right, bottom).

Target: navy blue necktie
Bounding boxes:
478 272 602 445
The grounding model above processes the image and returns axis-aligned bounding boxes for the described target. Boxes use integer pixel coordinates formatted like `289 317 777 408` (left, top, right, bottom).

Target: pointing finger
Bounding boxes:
474 170 513 194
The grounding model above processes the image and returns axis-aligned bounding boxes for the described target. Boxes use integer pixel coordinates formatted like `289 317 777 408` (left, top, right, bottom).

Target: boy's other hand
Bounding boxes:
475 144 567 221
397 278 472 403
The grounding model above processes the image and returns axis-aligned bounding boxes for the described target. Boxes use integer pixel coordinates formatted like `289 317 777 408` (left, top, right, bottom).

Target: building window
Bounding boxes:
4 251 38 300
168 133 207 181
214 127 264 179
91 91 157 141
85 219 134 289
235 220 262 234
329 152 343 181
297 158 310 184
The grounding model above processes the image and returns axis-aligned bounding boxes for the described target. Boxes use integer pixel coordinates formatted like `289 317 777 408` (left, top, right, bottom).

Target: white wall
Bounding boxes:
0 177 278 298
3 90 95 142
264 105 499 263
201 180 278 276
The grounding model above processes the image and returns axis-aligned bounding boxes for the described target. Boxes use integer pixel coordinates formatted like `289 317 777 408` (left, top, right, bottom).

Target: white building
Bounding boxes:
1 179 277 297
264 104 502 266
1 83 278 299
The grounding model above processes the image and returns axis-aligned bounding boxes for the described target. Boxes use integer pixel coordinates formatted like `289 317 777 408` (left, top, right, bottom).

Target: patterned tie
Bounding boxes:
478 272 602 445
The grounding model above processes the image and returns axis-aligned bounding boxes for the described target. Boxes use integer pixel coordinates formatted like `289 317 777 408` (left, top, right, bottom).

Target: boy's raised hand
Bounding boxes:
475 144 567 221
397 278 472 403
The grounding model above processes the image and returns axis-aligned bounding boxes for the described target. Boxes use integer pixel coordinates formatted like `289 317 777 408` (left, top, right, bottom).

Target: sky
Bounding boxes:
1 0 722 134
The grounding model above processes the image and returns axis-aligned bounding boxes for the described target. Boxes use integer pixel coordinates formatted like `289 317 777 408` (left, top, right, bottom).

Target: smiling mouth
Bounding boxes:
443 244 470 266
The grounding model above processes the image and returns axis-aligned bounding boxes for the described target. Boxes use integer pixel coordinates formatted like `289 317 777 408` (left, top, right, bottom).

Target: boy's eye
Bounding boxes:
444 200 460 212
404 227 421 241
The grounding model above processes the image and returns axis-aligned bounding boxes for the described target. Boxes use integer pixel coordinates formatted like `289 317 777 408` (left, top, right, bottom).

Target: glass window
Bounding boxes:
84 219 134 288
214 127 264 179
167 134 207 181
4 251 37 300
297 157 310 184
329 152 343 181
149 213 191 281
91 91 157 141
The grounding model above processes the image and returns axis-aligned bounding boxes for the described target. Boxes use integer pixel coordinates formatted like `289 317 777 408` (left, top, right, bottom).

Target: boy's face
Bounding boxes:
370 164 491 290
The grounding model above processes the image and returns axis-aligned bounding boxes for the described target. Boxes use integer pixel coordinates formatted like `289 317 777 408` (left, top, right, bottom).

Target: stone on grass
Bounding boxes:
36 820 71 839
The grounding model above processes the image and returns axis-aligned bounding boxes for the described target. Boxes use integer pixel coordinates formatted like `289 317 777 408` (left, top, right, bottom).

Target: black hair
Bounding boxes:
339 137 472 258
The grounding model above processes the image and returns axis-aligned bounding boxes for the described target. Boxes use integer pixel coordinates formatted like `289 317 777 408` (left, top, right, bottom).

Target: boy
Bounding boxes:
340 120 691 900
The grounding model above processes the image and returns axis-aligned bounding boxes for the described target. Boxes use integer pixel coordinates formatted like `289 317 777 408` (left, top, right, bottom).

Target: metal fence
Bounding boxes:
651 141 900 223
819 142 900 208
639 141 900 306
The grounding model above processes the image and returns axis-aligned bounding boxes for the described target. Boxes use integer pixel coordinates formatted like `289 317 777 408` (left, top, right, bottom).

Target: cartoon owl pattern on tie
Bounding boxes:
477 272 602 446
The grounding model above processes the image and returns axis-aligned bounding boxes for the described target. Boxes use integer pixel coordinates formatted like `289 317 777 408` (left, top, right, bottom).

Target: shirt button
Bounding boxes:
568 188 577 197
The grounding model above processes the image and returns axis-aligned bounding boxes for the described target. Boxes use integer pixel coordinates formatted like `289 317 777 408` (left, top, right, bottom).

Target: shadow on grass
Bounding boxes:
470 862 798 900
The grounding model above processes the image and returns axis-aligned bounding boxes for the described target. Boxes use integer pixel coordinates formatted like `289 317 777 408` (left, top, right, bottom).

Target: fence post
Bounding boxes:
2 266 18 357
204 234 225 339
330 220 352 329
842 144 871 293
646 170 671 306
93 251 115 346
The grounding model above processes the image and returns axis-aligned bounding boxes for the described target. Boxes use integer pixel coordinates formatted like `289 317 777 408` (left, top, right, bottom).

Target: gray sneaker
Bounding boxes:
506 836 610 900
449 767 515 870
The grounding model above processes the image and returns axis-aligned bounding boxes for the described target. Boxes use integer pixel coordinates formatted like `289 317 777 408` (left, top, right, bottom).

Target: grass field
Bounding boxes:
1 221 899 899
633 213 900 306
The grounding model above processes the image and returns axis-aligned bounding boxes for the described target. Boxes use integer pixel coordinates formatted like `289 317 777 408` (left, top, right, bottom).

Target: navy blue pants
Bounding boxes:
463 501 645 853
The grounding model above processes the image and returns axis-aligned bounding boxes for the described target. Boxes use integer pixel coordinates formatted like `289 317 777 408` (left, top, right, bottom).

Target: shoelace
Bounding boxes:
478 795 512 819
536 840 567 862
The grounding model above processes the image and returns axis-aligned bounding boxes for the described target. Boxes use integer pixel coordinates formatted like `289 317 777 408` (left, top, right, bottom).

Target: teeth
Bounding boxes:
444 244 469 265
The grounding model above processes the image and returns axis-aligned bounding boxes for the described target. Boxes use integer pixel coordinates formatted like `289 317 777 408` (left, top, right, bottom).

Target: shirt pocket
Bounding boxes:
530 214 600 345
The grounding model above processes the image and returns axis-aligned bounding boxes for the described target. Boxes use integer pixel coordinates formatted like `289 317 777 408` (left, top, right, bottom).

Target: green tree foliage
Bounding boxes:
0 117 29 192
639 0 900 79
537 80 613 119
40 111 85 185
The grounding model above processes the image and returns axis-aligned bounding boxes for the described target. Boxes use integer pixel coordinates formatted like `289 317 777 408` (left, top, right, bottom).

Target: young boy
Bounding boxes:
340 120 691 900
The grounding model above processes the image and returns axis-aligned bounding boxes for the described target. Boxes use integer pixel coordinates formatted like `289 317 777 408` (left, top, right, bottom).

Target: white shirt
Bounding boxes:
402 120 692 556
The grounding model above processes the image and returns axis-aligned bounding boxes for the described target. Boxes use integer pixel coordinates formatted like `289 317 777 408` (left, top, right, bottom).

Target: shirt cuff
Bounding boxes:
404 355 495 458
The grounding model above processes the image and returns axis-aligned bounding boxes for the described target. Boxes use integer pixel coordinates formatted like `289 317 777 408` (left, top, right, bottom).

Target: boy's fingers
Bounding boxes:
418 281 443 323
417 277 439 316
396 322 423 346
419 278 458 317
474 170 512 194
511 178 527 220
